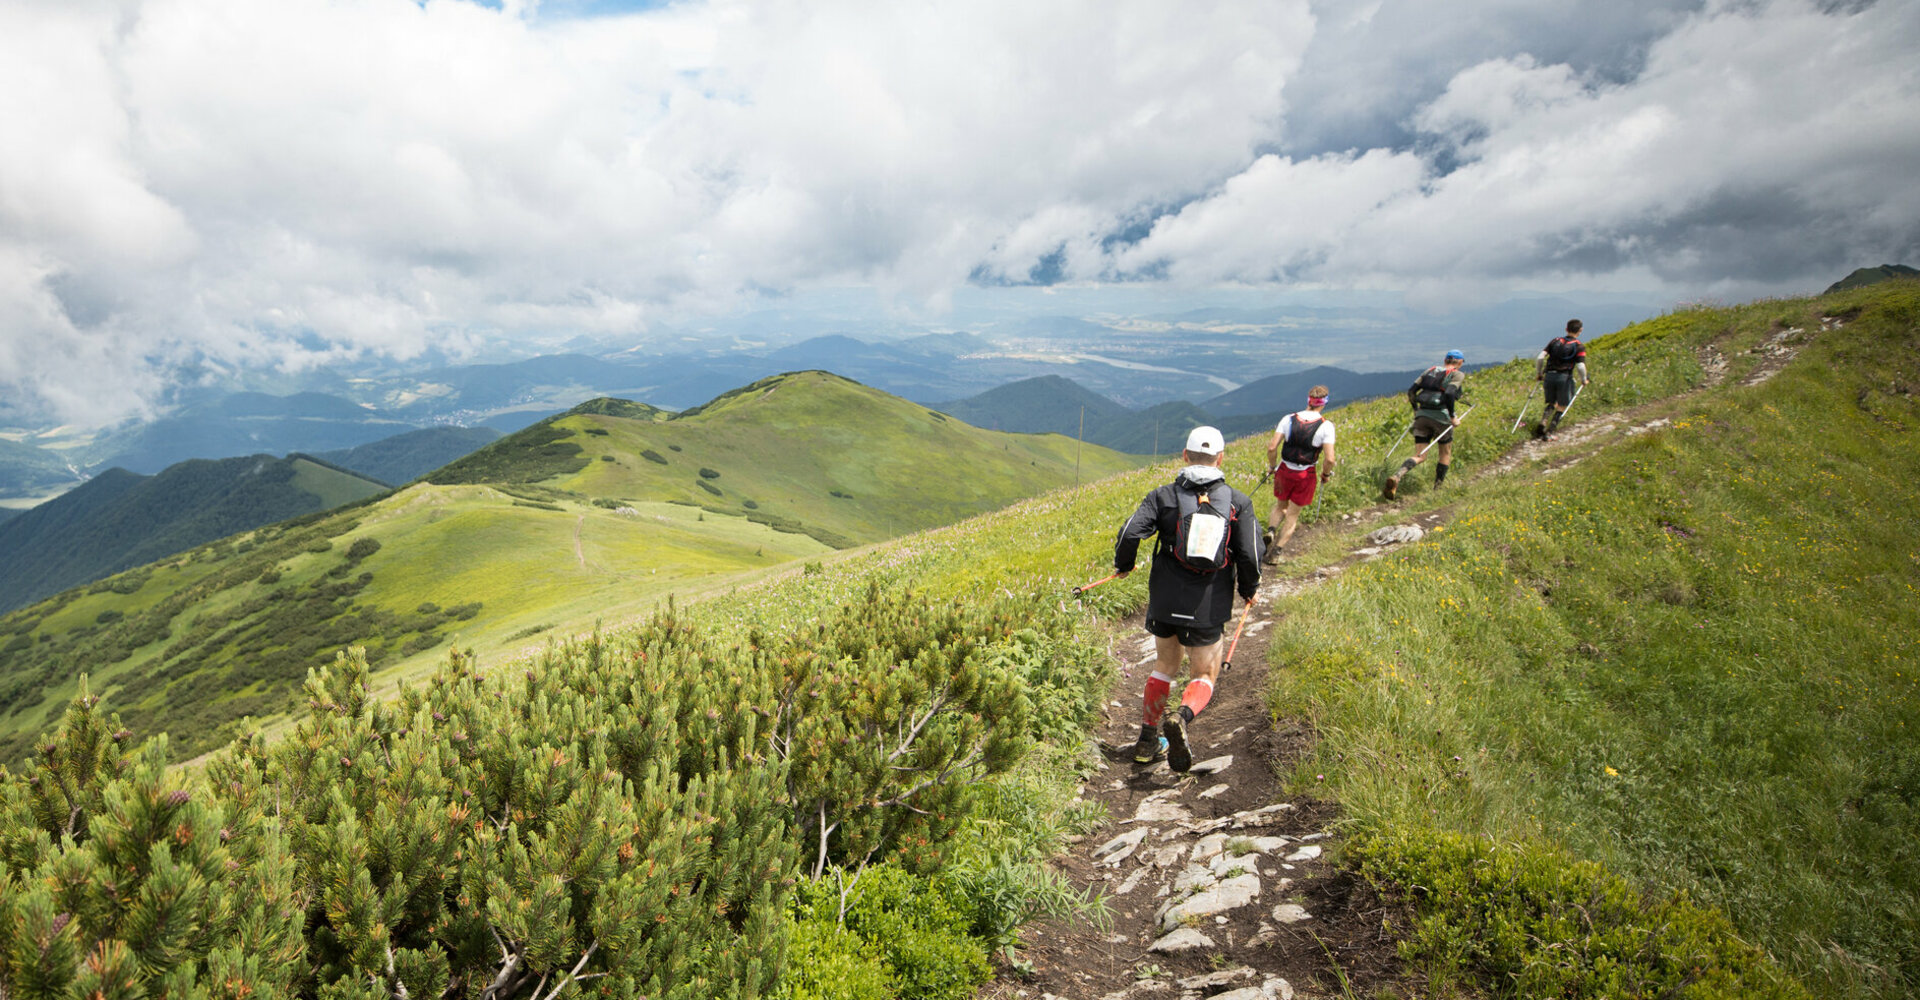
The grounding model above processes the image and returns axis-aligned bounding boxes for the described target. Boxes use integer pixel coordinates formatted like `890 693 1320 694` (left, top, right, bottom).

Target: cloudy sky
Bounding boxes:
4 0 1918 425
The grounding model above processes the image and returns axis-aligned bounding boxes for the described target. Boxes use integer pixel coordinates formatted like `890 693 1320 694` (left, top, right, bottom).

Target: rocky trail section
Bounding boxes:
983 520 1438 1000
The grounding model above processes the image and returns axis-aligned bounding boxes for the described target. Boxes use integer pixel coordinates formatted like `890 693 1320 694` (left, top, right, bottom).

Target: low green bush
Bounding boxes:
773 917 893 1000
790 865 989 1000
1353 828 1809 999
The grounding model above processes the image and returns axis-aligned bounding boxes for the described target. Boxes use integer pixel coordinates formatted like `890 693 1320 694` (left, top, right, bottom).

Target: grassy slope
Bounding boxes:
1263 283 1920 997
547 370 1141 545
663 283 1918 998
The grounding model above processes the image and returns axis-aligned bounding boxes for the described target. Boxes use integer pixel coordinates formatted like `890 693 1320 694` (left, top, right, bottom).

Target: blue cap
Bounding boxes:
1445 349 1465 361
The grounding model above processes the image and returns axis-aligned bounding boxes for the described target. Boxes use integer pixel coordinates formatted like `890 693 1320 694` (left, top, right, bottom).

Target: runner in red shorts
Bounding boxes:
1262 385 1337 564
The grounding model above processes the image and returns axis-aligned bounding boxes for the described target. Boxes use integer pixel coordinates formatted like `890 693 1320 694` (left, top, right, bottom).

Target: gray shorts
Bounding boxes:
1411 415 1452 444
1544 371 1576 407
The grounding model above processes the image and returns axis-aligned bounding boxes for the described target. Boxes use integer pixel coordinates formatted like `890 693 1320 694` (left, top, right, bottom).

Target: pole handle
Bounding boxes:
1071 573 1119 597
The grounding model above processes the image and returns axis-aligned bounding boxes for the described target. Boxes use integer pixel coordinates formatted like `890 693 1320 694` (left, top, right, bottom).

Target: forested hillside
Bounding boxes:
0 454 388 613
315 425 502 486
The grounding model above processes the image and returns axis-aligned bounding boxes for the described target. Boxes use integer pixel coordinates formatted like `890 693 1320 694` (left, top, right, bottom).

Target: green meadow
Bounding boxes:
1264 284 1920 997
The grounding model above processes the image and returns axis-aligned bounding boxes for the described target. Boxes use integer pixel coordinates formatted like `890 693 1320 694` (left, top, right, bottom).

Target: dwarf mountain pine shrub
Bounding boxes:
0 582 1050 998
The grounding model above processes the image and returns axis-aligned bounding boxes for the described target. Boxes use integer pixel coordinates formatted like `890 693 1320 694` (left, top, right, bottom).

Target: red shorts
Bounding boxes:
1273 465 1318 507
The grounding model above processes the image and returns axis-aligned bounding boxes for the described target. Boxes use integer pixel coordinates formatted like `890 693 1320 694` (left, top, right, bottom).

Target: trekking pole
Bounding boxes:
1511 384 1539 433
1221 597 1256 673
1071 573 1119 598
1376 423 1412 472
1410 403 1477 461
1559 384 1586 421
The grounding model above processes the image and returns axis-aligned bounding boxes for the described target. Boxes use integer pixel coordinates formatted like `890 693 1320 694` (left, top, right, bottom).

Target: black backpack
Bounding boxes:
1545 336 1582 371
1412 367 1451 410
1280 415 1325 467
1170 481 1235 574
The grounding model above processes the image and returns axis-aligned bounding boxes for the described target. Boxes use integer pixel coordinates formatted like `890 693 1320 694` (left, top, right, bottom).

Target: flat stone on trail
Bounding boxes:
1094 828 1149 866
1367 524 1425 546
1229 803 1295 829
1113 867 1148 897
1189 754 1233 774
1208 852 1259 879
1132 790 1193 823
1198 784 1230 799
1148 927 1215 953
1191 833 1230 864
1171 864 1217 894
1160 872 1262 929
1177 968 1254 990
1283 844 1322 862
1150 844 1186 868
1213 986 1292 1000
1272 903 1313 924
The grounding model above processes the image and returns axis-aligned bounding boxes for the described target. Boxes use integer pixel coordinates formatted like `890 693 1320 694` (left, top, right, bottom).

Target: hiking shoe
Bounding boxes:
1530 422 1547 440
1382 474 1400 500
1162 713 1192 773
1132 732 1168 764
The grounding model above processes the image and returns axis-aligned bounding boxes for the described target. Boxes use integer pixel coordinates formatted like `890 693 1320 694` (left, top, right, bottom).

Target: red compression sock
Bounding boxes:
1179 677 1215 720
1143 673 1172 726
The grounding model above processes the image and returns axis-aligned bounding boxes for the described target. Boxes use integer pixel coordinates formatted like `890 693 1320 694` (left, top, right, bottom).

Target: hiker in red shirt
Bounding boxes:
1262 385 1336 565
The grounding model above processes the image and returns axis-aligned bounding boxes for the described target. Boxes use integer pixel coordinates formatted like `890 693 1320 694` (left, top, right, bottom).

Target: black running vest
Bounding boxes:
1280 415 1325 467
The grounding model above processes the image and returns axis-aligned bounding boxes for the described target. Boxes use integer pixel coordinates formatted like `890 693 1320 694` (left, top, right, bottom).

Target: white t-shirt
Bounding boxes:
1275 412 1336 471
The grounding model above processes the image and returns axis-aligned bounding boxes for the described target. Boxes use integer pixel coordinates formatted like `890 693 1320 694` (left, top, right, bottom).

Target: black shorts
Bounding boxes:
1411 415 1452 444
1543 370 1576 407
1146 618 1224 647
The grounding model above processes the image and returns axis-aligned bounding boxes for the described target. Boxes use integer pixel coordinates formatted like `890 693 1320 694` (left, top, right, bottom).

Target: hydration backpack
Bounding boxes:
1172 481 1235 574
1545 336 1582 371
1412 367 1451 411
1280 415 1325 467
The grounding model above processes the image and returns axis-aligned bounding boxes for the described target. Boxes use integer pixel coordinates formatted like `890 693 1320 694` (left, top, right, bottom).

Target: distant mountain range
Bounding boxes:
314 426 503 486
935 364 1486 453
3 293 1661 492
0 454 389 614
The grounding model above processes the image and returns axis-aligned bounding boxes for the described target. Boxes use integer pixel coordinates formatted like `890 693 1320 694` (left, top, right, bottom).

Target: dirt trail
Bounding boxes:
981 331 1827 1000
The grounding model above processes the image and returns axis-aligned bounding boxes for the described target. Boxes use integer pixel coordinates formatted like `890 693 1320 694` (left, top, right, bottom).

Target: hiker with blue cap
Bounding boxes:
1385 350 1467 499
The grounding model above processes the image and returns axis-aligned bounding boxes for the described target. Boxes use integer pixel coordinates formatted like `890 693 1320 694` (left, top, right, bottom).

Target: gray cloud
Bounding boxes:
1 0 1915 428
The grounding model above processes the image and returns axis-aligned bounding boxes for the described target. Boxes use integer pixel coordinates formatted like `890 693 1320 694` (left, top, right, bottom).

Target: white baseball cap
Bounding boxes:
1184 425 1225 456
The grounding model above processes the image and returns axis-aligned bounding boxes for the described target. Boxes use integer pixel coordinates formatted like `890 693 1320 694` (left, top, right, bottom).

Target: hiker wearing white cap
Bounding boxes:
1112 426 1263 772
1385 350 1467 499
1263 384 1336 564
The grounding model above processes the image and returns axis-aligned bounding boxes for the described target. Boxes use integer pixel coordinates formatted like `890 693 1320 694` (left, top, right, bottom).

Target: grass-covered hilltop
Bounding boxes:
1 283 1917 999
0 370 1139 765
